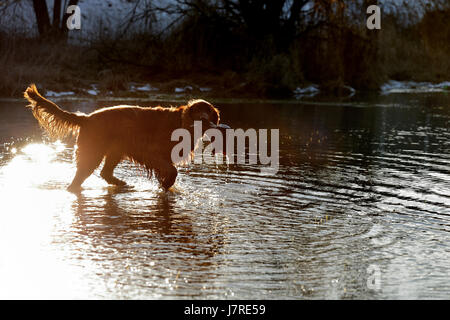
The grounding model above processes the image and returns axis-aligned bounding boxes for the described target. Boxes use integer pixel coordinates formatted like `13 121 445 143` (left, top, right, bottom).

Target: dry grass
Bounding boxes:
379 9 450 82
0 33 96 97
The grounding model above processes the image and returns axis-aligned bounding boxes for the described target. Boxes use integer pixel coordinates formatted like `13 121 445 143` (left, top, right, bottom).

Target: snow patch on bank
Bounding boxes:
293 85 320 99
343 85 356 96
175 86 193 93
45 91 75 98
130 84 159 92
381 80 450 94
86 84 99 96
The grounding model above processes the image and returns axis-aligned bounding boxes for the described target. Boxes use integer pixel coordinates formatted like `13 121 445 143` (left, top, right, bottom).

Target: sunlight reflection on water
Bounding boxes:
0 141 230 299
0 143 80 298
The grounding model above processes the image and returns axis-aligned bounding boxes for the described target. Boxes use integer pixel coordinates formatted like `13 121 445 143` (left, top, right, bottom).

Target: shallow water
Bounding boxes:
0 93 449 299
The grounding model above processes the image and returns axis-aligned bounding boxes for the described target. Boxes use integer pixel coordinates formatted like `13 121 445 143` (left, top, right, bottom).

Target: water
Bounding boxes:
0 93 449 299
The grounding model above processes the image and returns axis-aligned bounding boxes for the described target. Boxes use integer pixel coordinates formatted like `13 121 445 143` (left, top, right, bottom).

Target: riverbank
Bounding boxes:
3 79 449 105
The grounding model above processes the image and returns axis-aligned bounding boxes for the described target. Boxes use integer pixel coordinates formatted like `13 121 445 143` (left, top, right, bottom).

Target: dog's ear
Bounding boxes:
186 99 220 126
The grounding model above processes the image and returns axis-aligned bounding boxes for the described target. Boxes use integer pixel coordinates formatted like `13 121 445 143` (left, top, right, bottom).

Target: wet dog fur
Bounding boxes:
24 84 220 192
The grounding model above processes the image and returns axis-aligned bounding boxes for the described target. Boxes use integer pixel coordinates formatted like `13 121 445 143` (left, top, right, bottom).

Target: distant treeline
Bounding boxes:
0 0 449 98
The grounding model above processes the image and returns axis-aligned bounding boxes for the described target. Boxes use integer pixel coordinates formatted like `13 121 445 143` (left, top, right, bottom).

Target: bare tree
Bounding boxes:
31 0 79 40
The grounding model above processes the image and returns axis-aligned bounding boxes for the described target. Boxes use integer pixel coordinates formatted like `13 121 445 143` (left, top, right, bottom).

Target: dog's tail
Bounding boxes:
24 84 87 139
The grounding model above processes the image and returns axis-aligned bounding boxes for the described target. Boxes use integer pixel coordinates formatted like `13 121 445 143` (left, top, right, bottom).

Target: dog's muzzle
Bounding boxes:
211 123 231 156
195 113 231 155
209 123 231 130
196 112 231 131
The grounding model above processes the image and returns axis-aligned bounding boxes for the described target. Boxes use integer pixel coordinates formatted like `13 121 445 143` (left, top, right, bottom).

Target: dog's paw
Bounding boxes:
67 183 82 193
112 179 127 187
167 185 182 194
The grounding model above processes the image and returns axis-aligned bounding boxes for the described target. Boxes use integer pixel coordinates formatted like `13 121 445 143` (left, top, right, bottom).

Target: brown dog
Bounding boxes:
24 84 221 192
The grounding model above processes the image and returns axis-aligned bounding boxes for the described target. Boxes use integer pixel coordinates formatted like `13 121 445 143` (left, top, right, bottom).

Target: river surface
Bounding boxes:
0 93 449 299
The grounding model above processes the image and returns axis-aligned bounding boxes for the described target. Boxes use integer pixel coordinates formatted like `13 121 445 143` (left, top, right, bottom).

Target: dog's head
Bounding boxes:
181 99 231 156
182 99 220 130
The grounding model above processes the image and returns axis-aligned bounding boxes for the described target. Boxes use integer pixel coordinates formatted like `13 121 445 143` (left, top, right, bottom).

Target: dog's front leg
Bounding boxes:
154 161 178 191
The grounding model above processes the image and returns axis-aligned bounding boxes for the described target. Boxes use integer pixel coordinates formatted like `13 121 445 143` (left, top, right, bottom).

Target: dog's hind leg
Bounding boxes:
68 152 104 192
67 137 104 192
100 152 127 186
